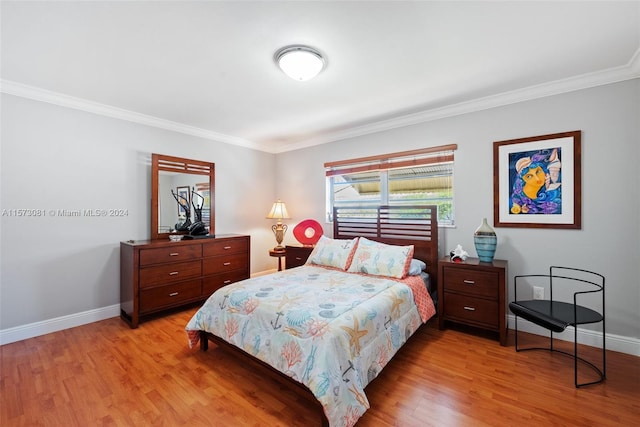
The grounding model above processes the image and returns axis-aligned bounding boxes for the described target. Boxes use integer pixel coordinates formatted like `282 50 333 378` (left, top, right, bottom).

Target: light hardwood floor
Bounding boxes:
2 308 638 426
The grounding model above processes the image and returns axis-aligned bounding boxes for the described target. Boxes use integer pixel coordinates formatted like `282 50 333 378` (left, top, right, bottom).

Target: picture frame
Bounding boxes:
176 186 190 216
493 130 581 229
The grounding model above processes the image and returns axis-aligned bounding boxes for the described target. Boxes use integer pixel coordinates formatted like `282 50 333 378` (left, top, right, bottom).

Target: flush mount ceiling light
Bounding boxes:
275 45 325 81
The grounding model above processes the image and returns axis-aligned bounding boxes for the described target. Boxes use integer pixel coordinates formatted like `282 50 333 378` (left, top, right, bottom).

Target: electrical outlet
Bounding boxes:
533 286 544 300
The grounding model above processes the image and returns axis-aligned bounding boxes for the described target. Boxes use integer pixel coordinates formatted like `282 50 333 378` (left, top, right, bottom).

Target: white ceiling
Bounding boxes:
2 1 639 153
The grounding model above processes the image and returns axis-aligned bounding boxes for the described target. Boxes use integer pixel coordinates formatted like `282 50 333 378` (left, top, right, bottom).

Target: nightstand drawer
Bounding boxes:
139 260 202 288
285 246 314 269
140 279 202 312
139 245 202 266
443 293 499 328
438 257 507 345
442 267 498 298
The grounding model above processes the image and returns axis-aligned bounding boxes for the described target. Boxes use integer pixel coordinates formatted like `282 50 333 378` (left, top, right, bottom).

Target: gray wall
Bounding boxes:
276 79 640 347
1 79 638 353
0 94 277 330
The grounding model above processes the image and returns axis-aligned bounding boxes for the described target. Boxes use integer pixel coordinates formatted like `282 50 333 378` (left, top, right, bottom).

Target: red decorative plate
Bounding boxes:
293 219 323 246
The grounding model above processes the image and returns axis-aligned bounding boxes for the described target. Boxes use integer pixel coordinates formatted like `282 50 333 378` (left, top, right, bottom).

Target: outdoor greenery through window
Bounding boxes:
325 145 457 226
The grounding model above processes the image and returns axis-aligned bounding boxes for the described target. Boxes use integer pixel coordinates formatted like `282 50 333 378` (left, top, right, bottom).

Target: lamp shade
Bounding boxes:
266 200 290 220
275 45 325 81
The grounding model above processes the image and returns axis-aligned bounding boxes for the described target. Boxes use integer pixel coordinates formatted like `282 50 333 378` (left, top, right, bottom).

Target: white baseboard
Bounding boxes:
0 304 120 346
507 314 639 357
2 306 638 357
0 271 277 346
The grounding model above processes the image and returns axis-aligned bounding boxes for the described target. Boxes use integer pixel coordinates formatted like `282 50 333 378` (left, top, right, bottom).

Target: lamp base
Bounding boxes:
271 222 288 253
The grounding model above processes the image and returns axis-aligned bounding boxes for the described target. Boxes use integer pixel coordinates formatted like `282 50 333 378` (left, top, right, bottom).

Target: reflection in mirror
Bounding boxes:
151 154 215 240
158 172 210 233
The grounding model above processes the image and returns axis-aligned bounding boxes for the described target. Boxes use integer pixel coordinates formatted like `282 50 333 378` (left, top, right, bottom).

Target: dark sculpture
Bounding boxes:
170 189 191 231
188 187 207 235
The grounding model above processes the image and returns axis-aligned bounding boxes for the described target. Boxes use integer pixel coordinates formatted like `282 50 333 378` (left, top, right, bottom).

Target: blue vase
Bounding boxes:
474 218 497 263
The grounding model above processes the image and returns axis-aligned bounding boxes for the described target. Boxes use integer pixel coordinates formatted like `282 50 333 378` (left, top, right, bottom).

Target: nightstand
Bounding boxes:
269 249 286 271
437 256 508 345
285 245 314 269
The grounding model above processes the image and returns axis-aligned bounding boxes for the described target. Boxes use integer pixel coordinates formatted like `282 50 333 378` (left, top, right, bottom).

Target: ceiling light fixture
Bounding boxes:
275 45 325 81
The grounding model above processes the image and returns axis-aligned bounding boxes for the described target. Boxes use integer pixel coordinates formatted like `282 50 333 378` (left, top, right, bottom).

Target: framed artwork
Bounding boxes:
493 130 581 229
176 186 190 216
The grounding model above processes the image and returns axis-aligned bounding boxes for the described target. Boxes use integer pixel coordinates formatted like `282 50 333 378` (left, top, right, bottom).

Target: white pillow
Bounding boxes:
306 235 359 270
347 237 414 279
407 259 427 276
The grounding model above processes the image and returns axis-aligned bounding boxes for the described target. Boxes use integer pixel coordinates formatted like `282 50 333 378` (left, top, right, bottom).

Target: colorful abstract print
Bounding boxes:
509 147 563 215
186 265 435 427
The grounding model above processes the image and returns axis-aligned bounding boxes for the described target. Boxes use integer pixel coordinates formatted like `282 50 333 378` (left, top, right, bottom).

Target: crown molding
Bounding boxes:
3 48 639 155
275 49 640 153
0 79 259 151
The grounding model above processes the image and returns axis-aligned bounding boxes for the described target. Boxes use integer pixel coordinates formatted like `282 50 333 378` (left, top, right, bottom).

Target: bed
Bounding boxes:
186 205 439 427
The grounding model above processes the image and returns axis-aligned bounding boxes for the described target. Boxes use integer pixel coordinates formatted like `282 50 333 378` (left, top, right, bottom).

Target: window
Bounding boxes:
325 145 456 226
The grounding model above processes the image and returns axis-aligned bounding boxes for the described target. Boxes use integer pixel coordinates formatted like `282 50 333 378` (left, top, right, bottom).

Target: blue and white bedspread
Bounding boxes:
186 265 435 427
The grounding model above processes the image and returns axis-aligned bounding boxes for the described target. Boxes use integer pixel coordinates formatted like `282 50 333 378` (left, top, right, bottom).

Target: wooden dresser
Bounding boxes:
437 256 508 345
120 234 250 328
285 245 314 269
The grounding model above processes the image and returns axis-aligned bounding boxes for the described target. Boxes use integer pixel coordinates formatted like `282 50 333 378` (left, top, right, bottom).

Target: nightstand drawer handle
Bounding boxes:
223 262 231 266
169 252 179 256
223 246 232 250
223 280 231 284
463 280 475 285
295 257 303 261
169 292 179 297
463 306 476 311
169 271 179 276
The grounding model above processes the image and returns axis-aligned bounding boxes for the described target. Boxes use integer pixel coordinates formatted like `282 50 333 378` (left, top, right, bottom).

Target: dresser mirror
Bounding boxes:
151 153 215 240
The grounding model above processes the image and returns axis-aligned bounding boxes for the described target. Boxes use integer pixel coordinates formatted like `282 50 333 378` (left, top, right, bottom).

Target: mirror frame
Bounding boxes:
151 153 215 240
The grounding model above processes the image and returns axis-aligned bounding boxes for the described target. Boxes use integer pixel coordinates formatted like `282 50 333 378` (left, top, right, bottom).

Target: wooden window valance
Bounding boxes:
324 144 457 177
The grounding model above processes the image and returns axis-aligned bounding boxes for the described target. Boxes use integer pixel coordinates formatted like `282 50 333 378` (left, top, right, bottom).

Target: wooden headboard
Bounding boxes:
333 205 439 291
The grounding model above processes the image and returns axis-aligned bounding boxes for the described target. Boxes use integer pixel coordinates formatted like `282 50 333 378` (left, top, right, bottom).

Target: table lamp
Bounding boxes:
266 199 290 252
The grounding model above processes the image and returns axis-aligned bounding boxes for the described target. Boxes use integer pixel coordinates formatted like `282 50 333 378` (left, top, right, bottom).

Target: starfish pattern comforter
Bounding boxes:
186 265 435 427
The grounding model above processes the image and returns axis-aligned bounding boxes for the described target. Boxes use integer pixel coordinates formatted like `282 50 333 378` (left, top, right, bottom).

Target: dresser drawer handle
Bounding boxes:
463 306 476 311
223 280 231 284
223 262 231 266
169 253 179 256
169 271 179 276
463 280 475 285
169 292 179 297
223 246 232 250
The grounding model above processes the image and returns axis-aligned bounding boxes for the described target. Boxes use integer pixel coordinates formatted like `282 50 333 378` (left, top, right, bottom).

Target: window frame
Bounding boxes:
325 144 457 226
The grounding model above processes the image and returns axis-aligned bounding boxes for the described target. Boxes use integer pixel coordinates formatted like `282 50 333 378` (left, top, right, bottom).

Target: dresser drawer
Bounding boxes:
202 270 249 296
121 235 250 328
139 279 202 312
203 238 249 257
203 253 248 276
443 293 499 328
442 267 498 298
139 260 202 288
139 245 202 266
